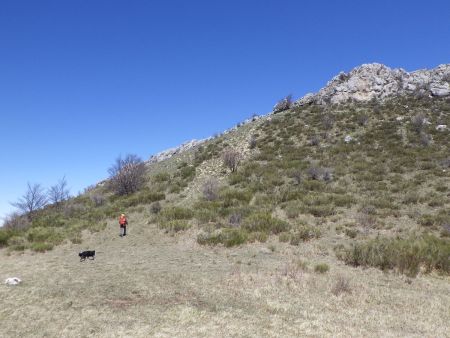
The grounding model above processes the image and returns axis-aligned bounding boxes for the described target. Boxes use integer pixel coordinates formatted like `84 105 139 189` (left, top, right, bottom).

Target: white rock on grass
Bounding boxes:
344 135 354 143
436 124 447 131
5 277 22 286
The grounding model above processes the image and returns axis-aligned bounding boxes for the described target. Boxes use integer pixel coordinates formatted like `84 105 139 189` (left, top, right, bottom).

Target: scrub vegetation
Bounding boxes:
1 94 450 337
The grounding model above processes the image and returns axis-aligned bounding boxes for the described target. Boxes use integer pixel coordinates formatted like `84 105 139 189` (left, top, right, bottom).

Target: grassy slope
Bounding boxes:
1 95 450 337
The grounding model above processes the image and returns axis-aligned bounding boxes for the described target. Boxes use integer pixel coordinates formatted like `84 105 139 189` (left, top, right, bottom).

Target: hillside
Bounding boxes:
1 63 450 337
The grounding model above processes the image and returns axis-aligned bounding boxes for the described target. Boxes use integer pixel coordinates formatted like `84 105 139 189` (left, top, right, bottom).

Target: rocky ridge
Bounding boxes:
148 63 450 164
296 63 450 106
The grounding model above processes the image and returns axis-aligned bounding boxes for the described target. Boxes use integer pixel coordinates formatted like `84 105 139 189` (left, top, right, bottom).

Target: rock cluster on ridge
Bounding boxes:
147 139 209 164
296 63 450 106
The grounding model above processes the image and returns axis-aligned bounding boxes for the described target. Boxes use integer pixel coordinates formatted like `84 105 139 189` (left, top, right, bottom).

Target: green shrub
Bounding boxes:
69 233 82 244
314 263 330 274
197 228 248 247
159 220 191 233
344 228 359 239
159 206 194 221
120 190 165 208
219 188 252 207
27 227 62 244
242 212 290 234
153 172 170 182
150 201 162 214
195 209 219 223
0 230 17 247
31 242 54 252
179 166 196 180
290 225 321 244
278 232 291 243
302 204 336 217
340 235 450 276
248 231 268 243
32 213 65 228
284 202 301 219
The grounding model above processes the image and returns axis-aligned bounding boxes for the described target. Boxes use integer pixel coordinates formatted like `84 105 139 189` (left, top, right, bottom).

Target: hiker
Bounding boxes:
119 213 128 237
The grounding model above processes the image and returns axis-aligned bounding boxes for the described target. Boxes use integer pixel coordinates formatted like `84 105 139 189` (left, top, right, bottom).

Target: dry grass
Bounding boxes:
1 215 449 338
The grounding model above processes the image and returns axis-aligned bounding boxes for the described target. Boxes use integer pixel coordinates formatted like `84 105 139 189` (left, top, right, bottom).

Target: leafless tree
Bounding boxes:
11 183 48 219
2 212 30 230
90 194 105 207
202 178 219 201
222 148 240 172
108 154 146 195
48 176 70 206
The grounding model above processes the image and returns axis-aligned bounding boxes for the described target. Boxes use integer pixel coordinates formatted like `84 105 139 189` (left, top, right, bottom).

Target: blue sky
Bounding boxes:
1 0 449 223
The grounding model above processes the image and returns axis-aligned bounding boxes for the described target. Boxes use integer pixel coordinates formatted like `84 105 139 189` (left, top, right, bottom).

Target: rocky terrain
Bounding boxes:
296 63 450 105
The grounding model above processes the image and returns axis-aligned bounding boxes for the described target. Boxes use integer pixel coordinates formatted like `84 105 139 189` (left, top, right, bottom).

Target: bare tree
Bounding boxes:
108 154 146 195
202 178 219 201
2 212 30 230
48 176 70 206
222 148 240 172
11 183 48 219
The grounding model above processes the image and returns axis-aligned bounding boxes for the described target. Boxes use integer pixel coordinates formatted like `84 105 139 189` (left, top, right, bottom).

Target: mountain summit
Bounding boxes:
296 63 450 106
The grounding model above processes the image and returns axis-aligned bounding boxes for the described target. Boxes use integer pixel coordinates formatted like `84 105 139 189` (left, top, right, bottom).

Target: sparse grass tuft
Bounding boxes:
314 263 330 273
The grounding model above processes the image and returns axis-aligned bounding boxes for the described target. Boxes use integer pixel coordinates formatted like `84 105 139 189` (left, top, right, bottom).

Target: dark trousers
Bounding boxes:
120 225 127 236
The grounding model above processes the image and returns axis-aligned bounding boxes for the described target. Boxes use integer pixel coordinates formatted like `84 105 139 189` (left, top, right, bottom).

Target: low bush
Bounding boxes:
290 225 321 244
150 201 162 214
27 227 62 244
242 212 290 234
331 276 352 296
344 228 359 239
153 172 170 182
159 206 194 221
119 190 165 208
340 235 450 276
248 231 268 243
197 228 248 247
0 230 14 247
314 263 330 273
301 204 336 217
31 242 54 252
159 220 191 233
278 232 291 242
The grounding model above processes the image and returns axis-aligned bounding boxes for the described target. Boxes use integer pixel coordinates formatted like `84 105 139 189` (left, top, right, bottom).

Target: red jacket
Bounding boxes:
119 216 127 226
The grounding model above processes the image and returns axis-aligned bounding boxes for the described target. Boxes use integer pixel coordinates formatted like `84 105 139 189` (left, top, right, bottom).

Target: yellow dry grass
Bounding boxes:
1 216 449 337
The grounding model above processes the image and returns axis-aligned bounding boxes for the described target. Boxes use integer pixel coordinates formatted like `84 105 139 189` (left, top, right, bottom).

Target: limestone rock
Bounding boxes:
344 135 353 143
5 277 21 286
147 139 209 164
295 63 450 105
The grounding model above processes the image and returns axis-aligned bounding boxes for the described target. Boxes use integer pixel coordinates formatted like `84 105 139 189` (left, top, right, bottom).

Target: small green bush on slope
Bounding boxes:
338 235 450 277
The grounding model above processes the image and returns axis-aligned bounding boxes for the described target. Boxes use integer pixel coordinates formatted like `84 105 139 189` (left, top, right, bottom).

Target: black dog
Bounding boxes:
79 250 95 261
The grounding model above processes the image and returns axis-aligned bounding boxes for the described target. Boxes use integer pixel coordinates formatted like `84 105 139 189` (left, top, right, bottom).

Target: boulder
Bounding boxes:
5 277 22 286
344 135 353 143
293 63 450 105
436 125 447 131
430 82 450 97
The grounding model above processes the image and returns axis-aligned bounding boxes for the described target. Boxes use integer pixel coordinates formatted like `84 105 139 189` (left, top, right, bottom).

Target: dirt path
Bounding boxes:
1 218 450 337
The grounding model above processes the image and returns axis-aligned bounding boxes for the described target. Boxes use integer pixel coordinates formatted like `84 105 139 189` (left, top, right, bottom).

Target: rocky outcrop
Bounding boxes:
147 139 208 164
295 63 450 106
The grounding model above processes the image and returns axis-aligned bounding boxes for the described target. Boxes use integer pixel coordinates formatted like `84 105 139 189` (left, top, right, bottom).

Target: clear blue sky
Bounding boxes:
1 0 449 223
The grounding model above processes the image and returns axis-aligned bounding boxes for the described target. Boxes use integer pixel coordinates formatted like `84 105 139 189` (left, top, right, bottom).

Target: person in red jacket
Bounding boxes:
119 213 128 237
